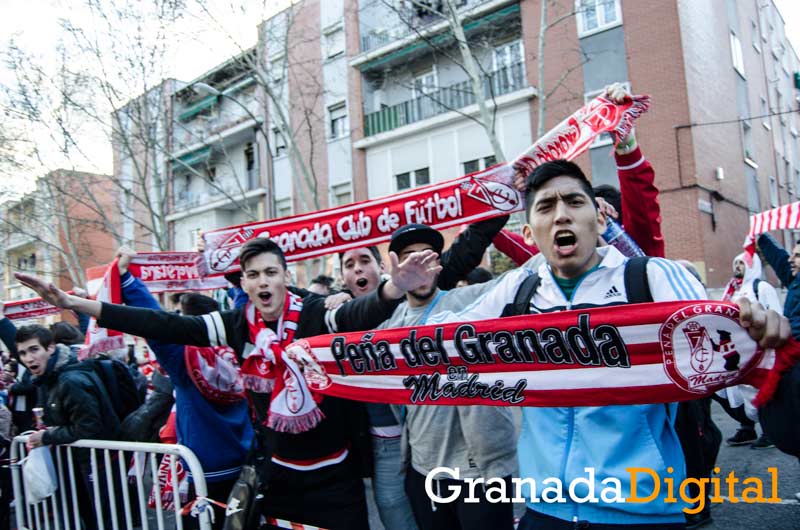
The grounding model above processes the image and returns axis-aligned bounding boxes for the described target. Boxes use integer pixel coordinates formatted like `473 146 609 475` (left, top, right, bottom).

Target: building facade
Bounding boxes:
115 0 800 288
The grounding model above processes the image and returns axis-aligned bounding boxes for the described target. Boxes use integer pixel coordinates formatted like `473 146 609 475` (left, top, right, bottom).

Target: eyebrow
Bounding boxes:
534 191 586 205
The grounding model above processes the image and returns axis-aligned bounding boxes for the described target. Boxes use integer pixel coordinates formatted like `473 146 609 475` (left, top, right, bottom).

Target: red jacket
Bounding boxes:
493 146 665 263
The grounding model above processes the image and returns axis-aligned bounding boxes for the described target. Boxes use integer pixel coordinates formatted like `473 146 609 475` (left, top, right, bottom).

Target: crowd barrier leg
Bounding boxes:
10 436 213 530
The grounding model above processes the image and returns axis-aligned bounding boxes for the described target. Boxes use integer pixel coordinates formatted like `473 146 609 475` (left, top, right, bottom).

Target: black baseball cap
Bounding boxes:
389 224 444 256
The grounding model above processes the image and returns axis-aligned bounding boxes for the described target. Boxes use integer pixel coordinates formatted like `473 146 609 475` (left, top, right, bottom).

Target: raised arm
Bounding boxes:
758 233 795 287
438 215 509 289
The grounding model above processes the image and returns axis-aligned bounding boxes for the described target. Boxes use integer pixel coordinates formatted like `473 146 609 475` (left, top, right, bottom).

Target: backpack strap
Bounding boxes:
624 256 653 304
503 272 541 316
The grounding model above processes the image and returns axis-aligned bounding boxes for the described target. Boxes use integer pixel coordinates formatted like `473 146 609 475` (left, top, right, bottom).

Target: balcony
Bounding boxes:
364 62 526 137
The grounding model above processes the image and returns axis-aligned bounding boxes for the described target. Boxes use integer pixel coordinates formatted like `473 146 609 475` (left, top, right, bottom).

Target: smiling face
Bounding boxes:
398 242 440 305
523 175 605 279
241 252 291 321
17 337 55 377
341 248 384 298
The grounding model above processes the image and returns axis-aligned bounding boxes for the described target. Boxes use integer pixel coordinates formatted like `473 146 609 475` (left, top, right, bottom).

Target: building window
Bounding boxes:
276 197 292 218
576 0 622 38
330 182 352 207
395 167 430 191
325 27 345 59
751 20 761 53
493 40 523 71
730 32 745 78
769 175 779 207
463 155 498 174
747 170 760 213
245 143 257 189
413 69 438 99
273 128 287 157
585 83 630 147
761 96 770 130
328 102 348 139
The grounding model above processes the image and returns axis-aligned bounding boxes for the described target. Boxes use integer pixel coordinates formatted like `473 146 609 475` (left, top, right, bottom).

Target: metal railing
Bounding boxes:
364 62 526 136
11 435 213 530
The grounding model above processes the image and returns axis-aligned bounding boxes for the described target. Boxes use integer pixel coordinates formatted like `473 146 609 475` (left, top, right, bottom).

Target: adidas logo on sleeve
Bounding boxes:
603 286 621 299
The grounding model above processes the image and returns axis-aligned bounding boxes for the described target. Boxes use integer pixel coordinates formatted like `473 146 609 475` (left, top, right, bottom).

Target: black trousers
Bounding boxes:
711 393 756 429
517 508 687 530
261 456 369 530
404 467 514 530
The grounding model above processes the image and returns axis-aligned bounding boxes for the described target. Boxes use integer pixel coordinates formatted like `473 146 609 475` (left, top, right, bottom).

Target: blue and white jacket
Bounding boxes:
429 246 706 525
121 272 253 483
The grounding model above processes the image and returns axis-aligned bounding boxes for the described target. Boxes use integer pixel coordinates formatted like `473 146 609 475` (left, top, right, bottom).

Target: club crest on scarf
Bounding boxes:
660 302 763 394
241 292 325 433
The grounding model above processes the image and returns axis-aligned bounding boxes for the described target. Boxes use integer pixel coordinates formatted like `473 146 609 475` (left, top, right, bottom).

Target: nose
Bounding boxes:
553 199 572 224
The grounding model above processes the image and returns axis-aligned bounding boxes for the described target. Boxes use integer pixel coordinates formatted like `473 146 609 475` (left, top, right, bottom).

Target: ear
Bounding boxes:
283 268 292 285
596 208 607 237
522 223 536 247
47 344 56 355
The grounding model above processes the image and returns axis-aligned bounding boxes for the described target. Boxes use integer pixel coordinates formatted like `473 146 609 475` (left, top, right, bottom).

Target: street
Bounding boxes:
366 401 800 530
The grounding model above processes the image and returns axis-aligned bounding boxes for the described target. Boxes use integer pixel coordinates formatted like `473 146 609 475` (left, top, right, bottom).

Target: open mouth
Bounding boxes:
28 364 40 374
258 291 272 305
356 278 368 289
554 230 577 256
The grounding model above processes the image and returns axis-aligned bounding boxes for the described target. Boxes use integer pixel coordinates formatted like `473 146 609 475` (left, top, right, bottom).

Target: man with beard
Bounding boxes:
366 223 520 530
14 237 443 530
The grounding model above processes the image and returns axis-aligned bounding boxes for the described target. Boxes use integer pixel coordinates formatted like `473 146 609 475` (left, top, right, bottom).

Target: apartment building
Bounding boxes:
0 170 116 312
114 0 800 287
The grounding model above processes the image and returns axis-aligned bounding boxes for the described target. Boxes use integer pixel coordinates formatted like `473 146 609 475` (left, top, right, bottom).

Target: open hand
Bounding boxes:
15 273 73 310
388 249 443 293
736 297 790 349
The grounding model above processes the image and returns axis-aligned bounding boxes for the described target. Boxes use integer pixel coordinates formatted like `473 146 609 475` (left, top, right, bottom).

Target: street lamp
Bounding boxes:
191 81 275 219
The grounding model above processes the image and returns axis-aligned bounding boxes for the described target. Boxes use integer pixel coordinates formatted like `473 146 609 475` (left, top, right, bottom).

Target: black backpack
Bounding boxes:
503 255 653 316
80 357 144 423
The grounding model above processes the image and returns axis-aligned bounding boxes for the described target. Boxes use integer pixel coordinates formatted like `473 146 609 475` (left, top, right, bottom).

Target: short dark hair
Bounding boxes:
339 246 382 266
239 238 287 271
169 292 185 306
50 322 84 345
593 185 622 218
311 275 334 288
465 267 493 285
179 293 219 316
524 159 596 212
15 325 53 349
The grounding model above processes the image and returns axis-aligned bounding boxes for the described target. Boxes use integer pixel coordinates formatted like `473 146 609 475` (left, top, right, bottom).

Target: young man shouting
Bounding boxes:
16 237 442 530
427 160 789 529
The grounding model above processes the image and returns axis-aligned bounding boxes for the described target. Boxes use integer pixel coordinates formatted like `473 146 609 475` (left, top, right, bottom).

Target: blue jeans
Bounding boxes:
371 436 418 530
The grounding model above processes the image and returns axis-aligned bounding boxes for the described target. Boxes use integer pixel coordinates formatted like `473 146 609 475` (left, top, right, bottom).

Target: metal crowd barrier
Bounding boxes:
10 435 213 530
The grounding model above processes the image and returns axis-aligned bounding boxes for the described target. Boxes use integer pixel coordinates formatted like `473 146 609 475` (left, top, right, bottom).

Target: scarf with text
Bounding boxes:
743 201 800 264
3 294 71 321
6 252 226 322
81 260 126 360
285 300 799 408
241 292 325 433
200 93 650 275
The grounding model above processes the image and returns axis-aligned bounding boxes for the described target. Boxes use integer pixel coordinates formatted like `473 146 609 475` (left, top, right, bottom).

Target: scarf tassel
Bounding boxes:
266 407 325 434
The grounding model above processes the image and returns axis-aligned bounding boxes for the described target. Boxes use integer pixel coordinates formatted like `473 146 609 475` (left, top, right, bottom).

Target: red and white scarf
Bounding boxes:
743 201 800 264
184 345 246 405
240 293 325 433
721 277 742 302
148 410 189 509
285 300 800 408
81 260 126 360
200 94 650 275
126 252 228 293
3 295 70 321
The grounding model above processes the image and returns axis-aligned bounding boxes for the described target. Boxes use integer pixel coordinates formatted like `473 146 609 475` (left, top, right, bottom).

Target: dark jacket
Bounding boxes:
35 345 121 446
757 233 800 339
759 362 800 457
97 280 401 471
120 369 174 443
437 215 508 289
